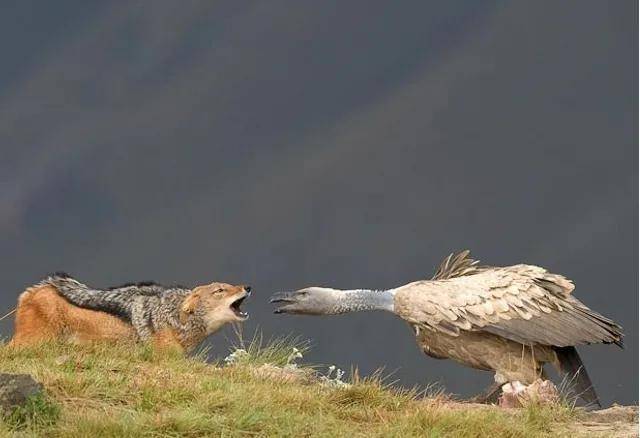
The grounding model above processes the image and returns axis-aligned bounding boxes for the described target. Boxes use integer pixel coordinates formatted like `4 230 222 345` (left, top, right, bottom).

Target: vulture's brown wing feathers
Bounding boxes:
482 290 624 348
398 256 624 348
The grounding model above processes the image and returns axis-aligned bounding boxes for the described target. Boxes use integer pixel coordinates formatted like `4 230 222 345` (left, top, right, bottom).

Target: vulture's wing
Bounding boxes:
397 264 623 348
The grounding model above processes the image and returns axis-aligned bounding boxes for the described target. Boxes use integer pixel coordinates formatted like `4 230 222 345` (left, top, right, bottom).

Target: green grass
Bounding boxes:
2 392 59 431
0 336 578 437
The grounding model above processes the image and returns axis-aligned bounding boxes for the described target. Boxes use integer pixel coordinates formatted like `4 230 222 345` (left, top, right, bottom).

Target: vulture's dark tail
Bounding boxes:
555 346 601 408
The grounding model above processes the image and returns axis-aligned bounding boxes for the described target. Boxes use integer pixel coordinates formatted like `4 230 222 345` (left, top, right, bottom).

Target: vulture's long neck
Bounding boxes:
330 289 396 313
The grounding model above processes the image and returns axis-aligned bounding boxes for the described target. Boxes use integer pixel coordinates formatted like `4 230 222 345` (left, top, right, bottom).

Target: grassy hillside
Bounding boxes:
0 336 620 437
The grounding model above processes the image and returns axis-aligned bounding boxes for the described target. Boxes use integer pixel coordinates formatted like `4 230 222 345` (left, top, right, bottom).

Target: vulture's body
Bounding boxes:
271 251 624 407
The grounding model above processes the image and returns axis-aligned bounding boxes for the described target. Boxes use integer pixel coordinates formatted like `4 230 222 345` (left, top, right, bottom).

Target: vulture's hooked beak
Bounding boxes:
270 291 299 314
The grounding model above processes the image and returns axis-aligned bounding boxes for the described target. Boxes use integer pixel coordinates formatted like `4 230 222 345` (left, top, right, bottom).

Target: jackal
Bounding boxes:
10 274 251 352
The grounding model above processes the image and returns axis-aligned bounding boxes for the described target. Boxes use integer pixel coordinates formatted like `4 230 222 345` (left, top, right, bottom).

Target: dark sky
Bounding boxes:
1 1 637 405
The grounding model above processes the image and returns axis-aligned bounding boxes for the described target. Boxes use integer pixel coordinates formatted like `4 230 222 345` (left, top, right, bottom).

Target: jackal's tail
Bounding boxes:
42 273 134 321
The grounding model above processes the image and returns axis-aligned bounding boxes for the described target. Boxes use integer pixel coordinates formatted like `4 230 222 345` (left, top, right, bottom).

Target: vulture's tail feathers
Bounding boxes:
555 346 601 409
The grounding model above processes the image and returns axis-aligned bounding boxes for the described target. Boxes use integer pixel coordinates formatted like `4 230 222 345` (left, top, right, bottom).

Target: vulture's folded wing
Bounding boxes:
397 264 623 348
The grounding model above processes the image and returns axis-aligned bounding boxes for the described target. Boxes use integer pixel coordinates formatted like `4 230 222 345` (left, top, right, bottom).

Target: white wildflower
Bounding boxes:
320 365 350 388
224 348 248 365
285 347 303 368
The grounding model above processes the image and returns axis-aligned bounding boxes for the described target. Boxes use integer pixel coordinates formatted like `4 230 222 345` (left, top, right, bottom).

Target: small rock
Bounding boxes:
251 364 314 384
0 374 43 412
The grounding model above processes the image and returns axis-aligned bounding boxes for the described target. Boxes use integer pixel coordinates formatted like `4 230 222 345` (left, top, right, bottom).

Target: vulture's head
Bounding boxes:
270 287 343 315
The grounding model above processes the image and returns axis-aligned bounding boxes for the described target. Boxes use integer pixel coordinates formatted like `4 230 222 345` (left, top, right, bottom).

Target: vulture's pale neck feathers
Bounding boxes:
329 288 396 313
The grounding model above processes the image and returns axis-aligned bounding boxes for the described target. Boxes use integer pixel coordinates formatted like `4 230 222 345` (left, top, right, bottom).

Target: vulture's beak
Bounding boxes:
270 291 298 314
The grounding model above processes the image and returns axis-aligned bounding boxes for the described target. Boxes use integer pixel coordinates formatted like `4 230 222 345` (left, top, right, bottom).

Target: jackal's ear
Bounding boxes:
180 290 201 324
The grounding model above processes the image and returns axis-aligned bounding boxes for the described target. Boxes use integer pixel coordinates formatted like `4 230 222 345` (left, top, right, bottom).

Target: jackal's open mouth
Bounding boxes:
230 295 249 319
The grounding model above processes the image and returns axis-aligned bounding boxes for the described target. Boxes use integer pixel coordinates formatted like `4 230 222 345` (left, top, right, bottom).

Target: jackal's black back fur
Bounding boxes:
40 274 189 329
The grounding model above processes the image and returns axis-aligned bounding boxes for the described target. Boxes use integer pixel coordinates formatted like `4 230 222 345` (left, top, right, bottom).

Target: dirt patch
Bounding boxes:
438 400 638 437
565 405 639 438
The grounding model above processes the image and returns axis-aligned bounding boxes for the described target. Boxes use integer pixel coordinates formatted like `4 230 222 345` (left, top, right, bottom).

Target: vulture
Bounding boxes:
270 251 623 407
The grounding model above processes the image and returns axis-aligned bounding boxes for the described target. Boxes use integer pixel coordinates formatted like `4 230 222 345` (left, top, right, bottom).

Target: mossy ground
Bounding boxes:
0 336 580 437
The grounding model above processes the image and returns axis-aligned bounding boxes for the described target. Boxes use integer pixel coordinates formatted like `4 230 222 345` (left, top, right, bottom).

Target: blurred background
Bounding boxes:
1 1 636 405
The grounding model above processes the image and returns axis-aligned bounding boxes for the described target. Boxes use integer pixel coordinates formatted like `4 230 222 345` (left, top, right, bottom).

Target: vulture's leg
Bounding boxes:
469 382 502 404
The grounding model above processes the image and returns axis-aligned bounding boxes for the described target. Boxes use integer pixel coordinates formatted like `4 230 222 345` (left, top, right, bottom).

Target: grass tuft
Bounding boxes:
224 326 310 367
3 392 60 431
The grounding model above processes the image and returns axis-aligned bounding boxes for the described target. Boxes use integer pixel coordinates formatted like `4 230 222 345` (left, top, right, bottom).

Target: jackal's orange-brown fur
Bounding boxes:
10 282 249 352
10 285 136 347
